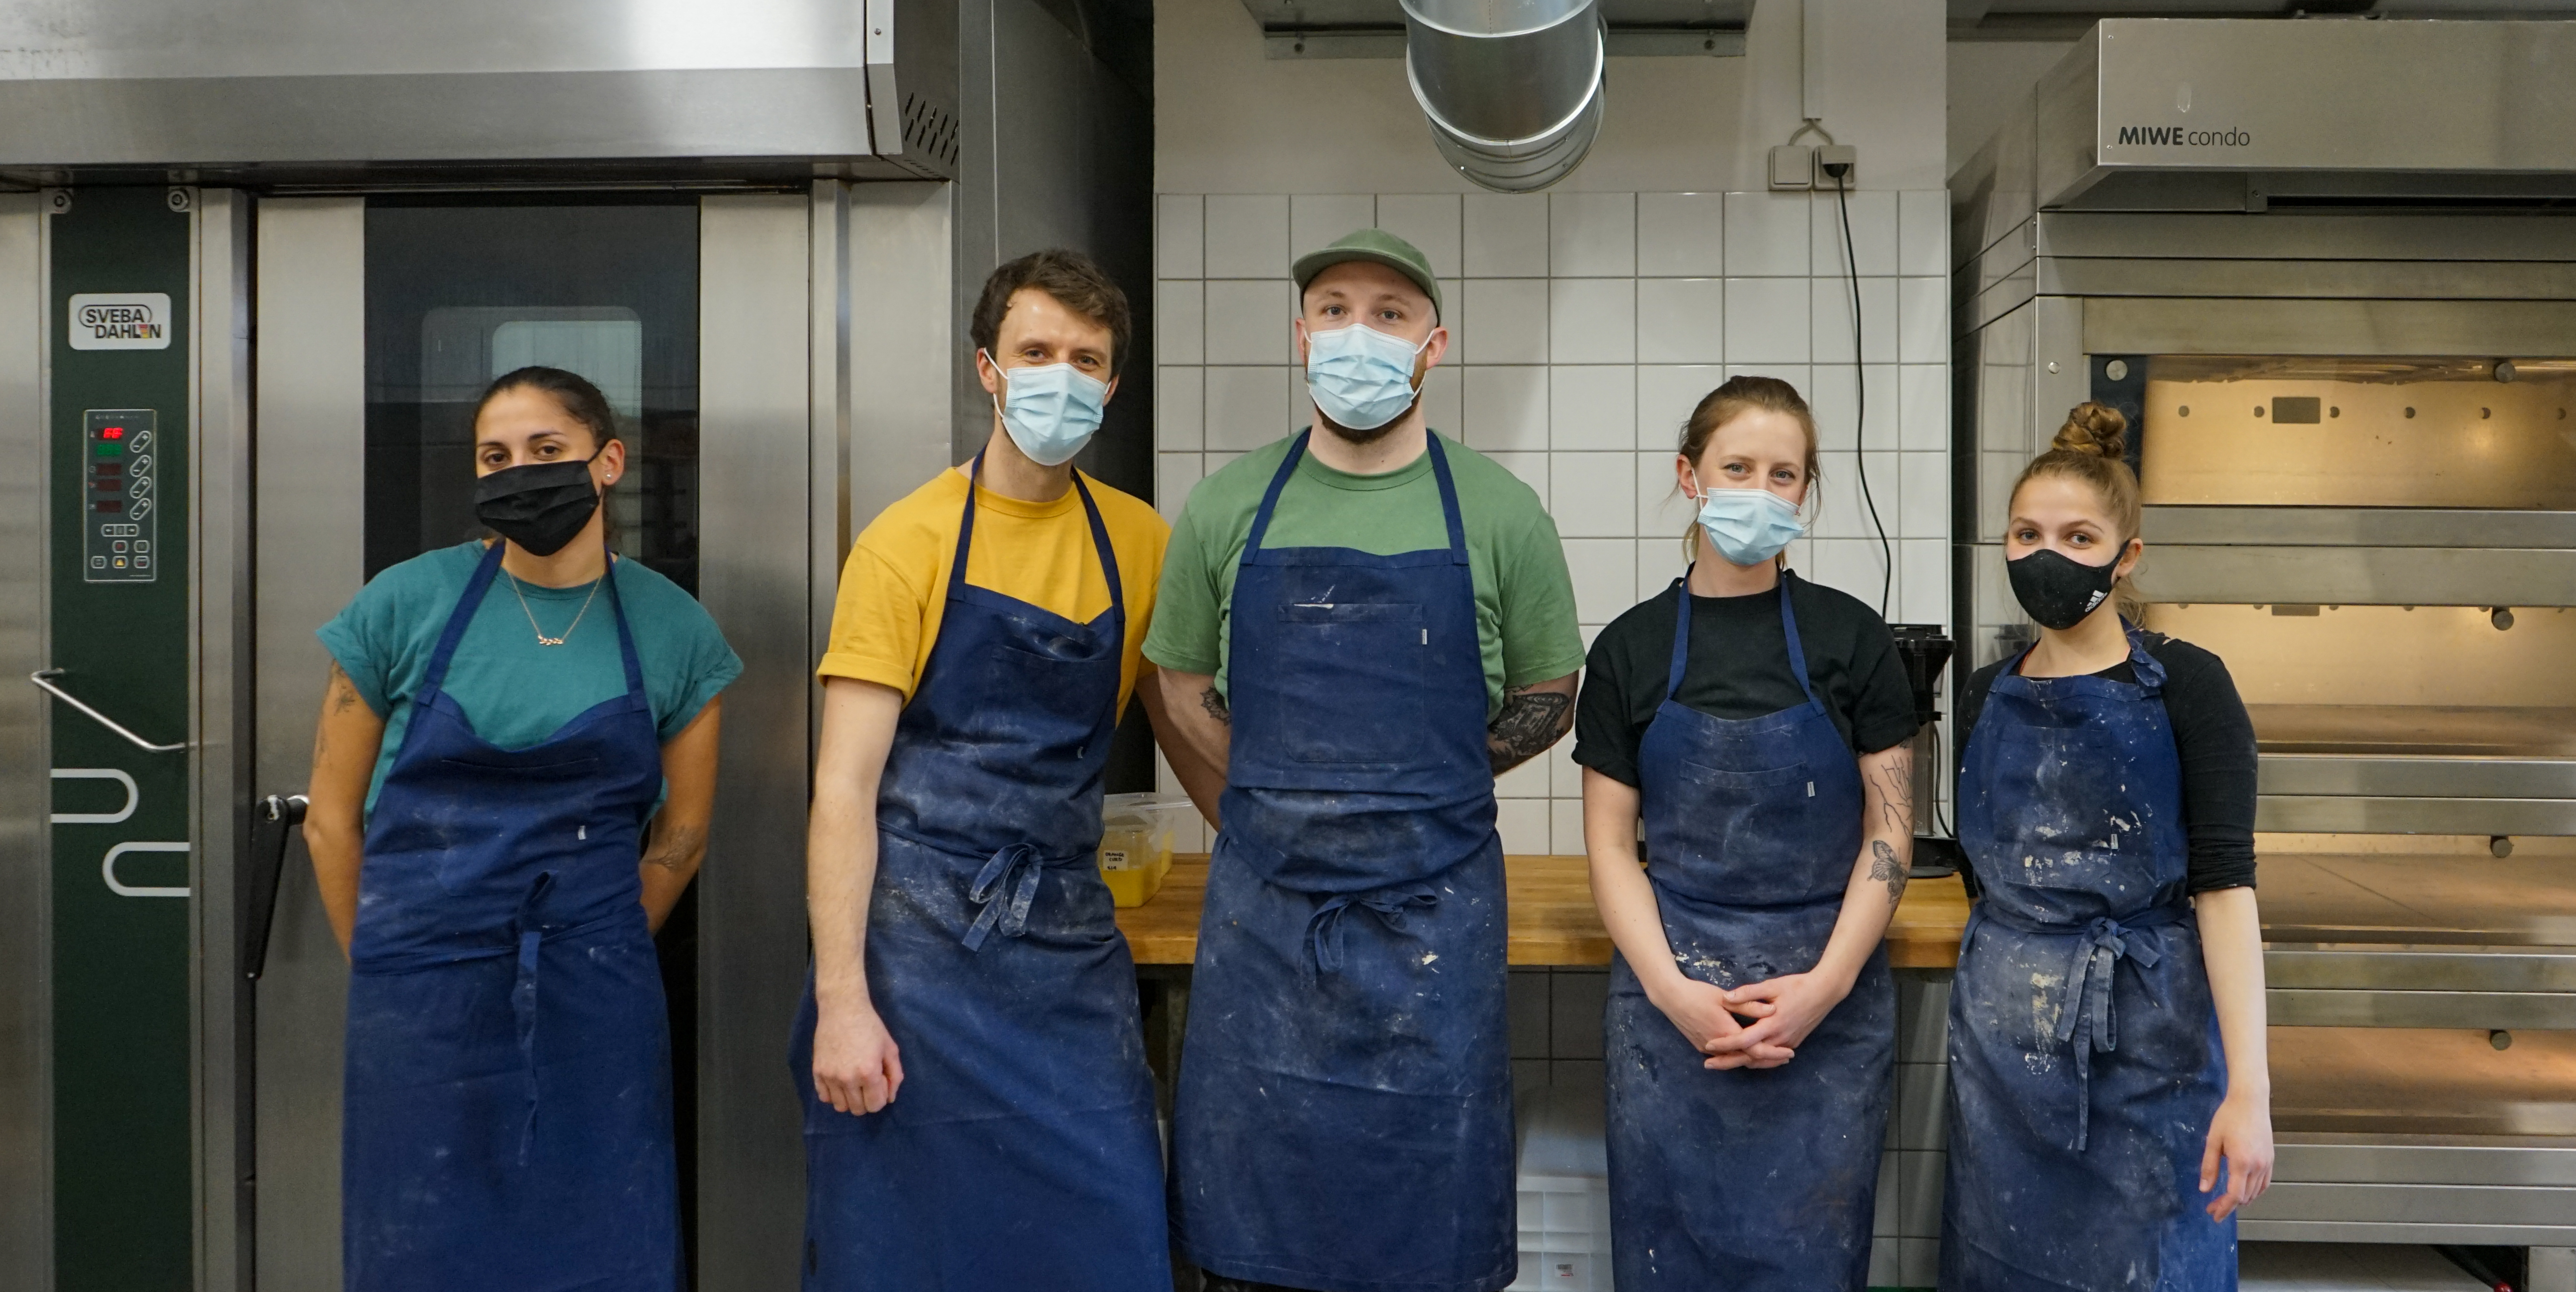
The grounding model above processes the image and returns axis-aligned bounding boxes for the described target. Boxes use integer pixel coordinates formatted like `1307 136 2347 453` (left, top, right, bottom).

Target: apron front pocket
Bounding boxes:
1270 601 1428 765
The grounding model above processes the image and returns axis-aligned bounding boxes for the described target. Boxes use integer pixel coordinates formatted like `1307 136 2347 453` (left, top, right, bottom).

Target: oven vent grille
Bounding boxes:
904 93 959 170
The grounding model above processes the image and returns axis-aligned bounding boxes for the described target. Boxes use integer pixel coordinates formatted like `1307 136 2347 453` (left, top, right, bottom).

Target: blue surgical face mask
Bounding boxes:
1304 322 1430 432
988 353 1109 467
1692 483 1808 566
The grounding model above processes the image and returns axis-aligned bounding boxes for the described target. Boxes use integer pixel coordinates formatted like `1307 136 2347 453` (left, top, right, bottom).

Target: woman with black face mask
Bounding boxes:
303 366 740 1292
1942 403 2271 1292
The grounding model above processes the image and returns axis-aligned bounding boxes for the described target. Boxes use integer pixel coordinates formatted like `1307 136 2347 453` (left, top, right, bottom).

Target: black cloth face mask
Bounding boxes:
474 454 602 557
2006 546 2121 631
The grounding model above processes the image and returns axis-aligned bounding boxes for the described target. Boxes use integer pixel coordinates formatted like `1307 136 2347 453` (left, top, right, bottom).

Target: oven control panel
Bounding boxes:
83 408 156 584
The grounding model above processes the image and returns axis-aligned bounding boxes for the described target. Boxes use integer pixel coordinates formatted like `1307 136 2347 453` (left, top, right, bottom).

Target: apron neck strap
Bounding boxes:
950 454 1124 622
423 541 509 694
424 539 642 698
1242 430 1470 565
1776 570 1820 705
1243 431 1309 557
1663 568 1818 706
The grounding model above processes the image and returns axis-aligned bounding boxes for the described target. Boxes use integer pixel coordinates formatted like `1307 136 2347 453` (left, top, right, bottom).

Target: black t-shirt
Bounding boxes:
1957 632 2257 894
1574 572 1921 789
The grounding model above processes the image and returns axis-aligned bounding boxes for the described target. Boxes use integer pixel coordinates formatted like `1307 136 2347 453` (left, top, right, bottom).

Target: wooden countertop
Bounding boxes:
1117 854 1970 969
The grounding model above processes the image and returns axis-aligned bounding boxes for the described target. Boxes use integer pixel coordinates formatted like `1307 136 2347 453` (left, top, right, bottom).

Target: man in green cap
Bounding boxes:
1151 229 1584 1292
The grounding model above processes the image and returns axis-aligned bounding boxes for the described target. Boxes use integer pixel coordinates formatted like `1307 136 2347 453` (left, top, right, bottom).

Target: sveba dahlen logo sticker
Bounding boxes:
68 293 172 351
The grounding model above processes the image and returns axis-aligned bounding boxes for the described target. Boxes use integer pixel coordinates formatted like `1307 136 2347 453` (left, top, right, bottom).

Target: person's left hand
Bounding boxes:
1711 971 1852 1069
2200 1087 2275 1220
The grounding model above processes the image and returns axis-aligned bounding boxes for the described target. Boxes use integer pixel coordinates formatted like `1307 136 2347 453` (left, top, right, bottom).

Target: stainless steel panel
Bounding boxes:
0 189 48 1292
249 197 367 1292
2273 1027 2576 1137
2145 507 2576 550
189 187 253 1292
2085 296 2576 357
2257 796 2576 836
2030 25 2105 212
2260 757 2576 800
2039 211 2576 264
2241 1218 2576 1245
2130 546 2576 608
693 193 811 1292
810 182 849 680
2270 951 2576 995
2251 705 2576 760
2245 1183 2576 1231
0 0 962 180
2271 991 2576 1031
2043 257 2576 302
0 0 864 77
847 182 955 531
2275 1138 2576 1188
2086 21 2576 179
2259 853 2576 950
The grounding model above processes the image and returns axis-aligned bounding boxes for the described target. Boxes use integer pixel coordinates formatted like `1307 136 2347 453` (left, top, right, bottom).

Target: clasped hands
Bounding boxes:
1648 969 1853 1070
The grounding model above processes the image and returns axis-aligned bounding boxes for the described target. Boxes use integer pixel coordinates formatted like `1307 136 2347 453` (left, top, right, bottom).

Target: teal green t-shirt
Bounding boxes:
318 542 744 813
1144 431 1585 717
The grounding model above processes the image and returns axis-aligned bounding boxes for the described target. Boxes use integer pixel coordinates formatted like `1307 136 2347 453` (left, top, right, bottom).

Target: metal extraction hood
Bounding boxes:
1960 17 2576 241
0 0 959 187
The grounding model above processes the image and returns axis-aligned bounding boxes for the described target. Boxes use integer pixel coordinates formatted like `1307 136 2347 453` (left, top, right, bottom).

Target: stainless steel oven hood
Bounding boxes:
1978 18 2576 223
0 0 959 186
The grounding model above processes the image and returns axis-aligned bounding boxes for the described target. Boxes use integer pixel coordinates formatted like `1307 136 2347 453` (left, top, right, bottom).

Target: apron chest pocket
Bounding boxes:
1271 602 1427 765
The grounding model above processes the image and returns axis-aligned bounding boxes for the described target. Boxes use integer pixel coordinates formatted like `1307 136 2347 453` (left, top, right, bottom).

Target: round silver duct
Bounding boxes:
1402 0 1606 193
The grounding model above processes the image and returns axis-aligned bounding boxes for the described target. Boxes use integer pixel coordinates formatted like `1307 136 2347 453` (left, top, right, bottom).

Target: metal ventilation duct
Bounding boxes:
1402 0 1607 192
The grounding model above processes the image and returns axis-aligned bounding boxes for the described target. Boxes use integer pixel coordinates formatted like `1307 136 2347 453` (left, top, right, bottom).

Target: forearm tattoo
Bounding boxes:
643 821 701 873
1870 839 1906 909
1200 686 1231 726
1872 746 1915 835
1487 685 1574 774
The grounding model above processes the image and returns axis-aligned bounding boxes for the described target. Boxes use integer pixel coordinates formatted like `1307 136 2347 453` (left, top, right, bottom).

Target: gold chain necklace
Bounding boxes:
504 568 605 647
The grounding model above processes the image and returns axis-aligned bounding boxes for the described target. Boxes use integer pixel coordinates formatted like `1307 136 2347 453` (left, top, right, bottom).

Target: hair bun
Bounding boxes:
2053 402 2129 460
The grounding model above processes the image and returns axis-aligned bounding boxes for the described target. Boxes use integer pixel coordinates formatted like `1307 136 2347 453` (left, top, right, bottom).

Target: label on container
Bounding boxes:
1100 849 1132 872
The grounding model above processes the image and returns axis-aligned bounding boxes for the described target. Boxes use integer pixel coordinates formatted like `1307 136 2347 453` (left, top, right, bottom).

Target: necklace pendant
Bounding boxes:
536 633 566 647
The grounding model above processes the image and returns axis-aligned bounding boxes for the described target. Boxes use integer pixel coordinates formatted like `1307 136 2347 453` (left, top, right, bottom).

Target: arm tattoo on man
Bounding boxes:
1870 839 1907 909
1200 686 1231 726
1874 746 1914 835
1487 685 1574 774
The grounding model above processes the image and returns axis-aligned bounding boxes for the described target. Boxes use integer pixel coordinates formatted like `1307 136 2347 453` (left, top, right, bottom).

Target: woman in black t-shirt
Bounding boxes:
1571 376 1918 1292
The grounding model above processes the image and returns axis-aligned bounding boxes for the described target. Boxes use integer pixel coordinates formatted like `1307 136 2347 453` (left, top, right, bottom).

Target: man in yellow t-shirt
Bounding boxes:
794 249 1190 1291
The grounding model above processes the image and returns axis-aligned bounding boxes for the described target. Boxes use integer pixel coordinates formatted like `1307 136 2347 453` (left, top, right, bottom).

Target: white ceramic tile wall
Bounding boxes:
1156 190 1951 854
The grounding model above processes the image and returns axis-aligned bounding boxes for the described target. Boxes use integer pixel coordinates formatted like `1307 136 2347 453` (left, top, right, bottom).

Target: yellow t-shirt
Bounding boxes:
819 466 1168 711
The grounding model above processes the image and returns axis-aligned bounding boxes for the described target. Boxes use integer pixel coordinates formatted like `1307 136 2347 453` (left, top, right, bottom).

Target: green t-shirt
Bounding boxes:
1146 431 1585 717
318 541 744 813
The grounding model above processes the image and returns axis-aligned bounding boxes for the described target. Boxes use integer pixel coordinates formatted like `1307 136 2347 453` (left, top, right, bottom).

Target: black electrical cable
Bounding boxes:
1833 169 1894 617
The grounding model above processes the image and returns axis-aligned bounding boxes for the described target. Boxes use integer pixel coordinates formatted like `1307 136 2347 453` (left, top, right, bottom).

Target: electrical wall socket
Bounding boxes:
1768 145 1814 190
1816 145 1859 182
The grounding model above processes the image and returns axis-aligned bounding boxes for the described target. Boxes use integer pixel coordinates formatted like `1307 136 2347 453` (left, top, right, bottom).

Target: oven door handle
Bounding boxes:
243 794 309 981
30 668 187 753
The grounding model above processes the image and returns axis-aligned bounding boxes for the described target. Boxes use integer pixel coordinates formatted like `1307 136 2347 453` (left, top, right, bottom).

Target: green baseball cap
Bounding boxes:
1292 228 1443 321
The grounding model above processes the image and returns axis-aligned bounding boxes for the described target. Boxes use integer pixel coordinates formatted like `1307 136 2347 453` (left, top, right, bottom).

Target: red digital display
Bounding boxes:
93 500 124 513
101 427 123 439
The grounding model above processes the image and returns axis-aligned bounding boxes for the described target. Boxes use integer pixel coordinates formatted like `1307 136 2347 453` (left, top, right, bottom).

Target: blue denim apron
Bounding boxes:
1942 628 2234 1292
1173 432 1514 1292
1603 571 1892 1291
791 462 1169 1291
343 540 680 1292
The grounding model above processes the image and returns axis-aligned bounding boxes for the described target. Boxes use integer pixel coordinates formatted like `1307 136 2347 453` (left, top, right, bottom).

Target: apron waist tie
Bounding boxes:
509 873 557 1166
964 843 1049 951
1306 883 1440 981
1967 898 2189 1151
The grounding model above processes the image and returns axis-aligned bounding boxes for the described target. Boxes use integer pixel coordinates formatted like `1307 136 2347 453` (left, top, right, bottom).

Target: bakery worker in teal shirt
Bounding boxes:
305 366 740 1291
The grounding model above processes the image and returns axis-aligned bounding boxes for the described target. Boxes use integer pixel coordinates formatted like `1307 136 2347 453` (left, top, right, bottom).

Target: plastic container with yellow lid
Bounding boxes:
1097 793 1196 908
